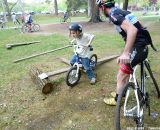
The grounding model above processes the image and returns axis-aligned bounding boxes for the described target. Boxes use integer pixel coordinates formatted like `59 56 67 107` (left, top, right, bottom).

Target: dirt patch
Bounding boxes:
34 21 115 36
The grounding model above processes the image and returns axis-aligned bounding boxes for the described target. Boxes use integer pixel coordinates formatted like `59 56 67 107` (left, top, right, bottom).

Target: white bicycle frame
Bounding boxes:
71 44 83 78
123 64 145 119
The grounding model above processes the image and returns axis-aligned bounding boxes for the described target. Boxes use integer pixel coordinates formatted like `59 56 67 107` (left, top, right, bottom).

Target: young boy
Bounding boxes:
69 23 96 85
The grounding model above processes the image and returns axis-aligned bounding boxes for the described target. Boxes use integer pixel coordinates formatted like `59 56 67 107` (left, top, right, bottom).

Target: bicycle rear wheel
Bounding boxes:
115 82 147 130
144 60 160 98
89 54 97 69
66 17 71 23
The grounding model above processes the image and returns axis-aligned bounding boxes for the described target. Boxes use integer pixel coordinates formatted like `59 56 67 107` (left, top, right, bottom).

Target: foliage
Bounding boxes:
66 0 87 12
149 0 157 5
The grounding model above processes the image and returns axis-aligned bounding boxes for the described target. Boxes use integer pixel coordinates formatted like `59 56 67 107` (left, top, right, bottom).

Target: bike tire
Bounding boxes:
115 82 145 130
60 18 64 24
65 66 81 87
89 54 97 70
144 60 160 98
21 25 28 33
33 24 40 32
66 17 71 23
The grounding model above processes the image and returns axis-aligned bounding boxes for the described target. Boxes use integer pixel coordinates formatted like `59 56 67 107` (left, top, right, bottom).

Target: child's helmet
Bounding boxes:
96 0 115 8
69 23 82 32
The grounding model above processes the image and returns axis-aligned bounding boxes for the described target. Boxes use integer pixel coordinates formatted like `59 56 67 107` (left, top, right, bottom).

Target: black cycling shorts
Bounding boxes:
119 46 148 74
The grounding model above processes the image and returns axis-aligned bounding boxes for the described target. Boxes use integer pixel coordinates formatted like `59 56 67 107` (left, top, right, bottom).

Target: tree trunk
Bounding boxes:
89 0 102 22
53 0 58 15
2 0 11 20
88 0 91 17
123 0 128 10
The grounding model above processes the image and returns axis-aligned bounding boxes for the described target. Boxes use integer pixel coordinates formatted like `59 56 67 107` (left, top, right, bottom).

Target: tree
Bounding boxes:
66 0 87 13
123 0 129 10
149 0 157 5
45 0 51 4
2 0 18 19
89 0 102 22
53 0 58 15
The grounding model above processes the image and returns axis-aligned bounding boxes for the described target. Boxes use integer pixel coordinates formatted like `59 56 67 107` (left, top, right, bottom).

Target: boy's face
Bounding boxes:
70 30 81 38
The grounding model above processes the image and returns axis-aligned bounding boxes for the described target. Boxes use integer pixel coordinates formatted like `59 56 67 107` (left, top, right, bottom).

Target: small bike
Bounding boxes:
65 43 97 87
60 16 71 23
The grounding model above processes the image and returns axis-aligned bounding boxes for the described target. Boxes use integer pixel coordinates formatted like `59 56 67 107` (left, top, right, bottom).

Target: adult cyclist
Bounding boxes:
96 0 155 105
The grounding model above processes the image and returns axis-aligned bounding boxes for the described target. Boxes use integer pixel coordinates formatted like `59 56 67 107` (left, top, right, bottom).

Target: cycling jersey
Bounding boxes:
109 7 151 47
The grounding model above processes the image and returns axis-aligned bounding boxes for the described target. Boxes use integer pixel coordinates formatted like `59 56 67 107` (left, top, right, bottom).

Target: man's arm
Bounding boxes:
117 19 138 64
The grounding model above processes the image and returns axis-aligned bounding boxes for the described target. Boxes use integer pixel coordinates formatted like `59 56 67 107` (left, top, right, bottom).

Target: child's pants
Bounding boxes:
70 54 95 80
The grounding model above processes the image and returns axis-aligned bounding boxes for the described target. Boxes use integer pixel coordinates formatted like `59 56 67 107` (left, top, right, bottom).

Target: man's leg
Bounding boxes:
104 64 131 105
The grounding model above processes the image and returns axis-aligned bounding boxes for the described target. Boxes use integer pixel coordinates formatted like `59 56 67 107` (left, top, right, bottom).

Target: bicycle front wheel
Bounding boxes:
60 18 64 23
33 24 40 32
65 66 81 87
115 82 146 130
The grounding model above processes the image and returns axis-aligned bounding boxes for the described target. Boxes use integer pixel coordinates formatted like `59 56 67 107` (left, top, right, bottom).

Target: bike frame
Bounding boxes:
124 60 146 119
72 55 82 78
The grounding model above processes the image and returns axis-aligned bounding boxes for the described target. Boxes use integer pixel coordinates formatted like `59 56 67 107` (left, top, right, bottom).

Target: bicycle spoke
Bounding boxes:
115 83 147 129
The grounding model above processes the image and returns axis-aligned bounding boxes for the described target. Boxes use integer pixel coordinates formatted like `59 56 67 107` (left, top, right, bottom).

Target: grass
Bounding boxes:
0 29 123 88
4 14 90 27
0 18 160 130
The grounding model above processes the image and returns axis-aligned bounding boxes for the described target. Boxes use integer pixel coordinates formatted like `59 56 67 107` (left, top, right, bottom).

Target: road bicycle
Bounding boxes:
115 58 160 130
21 23 40 33
65 44 97 87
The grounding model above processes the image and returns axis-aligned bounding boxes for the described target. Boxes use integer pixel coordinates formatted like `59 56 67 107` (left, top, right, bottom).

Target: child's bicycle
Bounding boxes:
21 23 40 33
65 43 97 87
115 58 160 129
60 16 71 23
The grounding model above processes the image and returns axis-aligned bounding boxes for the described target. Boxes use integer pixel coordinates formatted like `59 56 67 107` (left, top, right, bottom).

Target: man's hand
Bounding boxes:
117 53 130 64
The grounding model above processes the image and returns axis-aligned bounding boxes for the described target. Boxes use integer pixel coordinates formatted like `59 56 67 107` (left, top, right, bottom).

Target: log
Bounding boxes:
29 66 53 94
6 41 40 49
13 45 72 63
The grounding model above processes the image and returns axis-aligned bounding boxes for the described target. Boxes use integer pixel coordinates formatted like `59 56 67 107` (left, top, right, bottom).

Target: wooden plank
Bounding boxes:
6 41 40 49
59 55 119 66
46 67 70 77
97 54 119 65
59 58 71 65
13 45 72 63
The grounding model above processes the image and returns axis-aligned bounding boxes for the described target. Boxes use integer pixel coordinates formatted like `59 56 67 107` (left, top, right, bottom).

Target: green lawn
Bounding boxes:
0 17 160 130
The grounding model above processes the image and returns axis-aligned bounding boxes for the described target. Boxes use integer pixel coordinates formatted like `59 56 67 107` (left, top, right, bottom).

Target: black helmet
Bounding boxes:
96 0 115 8
69 23 82 32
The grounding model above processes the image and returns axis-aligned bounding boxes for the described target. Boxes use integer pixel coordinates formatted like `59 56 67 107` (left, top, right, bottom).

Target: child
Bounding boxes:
69 23 96 85
63 11 68 22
